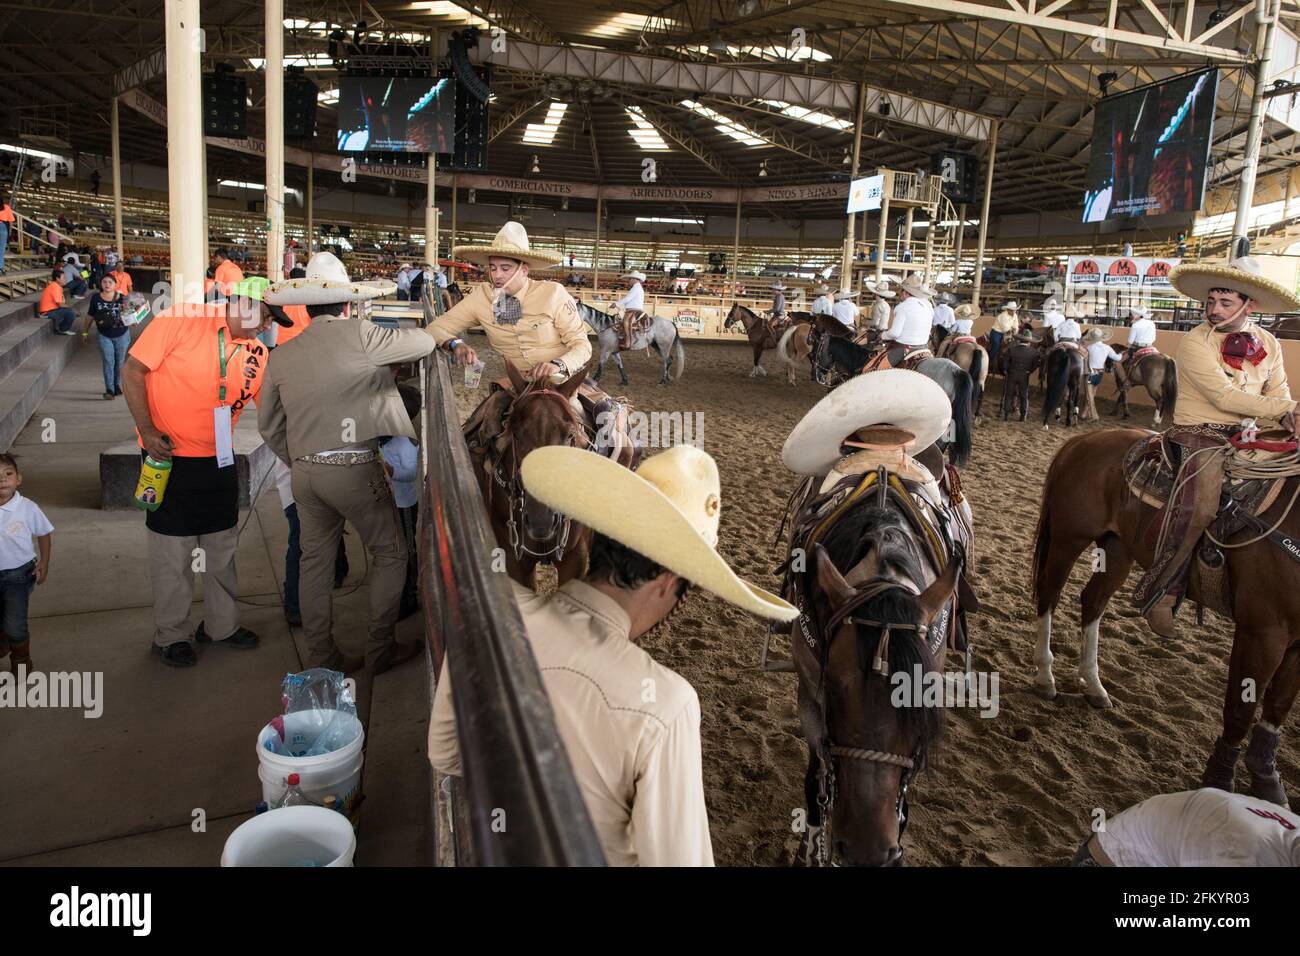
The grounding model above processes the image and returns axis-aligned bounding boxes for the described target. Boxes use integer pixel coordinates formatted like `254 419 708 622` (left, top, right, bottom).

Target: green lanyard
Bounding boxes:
217 328 243 405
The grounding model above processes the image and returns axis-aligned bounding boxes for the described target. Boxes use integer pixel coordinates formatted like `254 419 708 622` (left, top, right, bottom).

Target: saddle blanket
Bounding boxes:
1130 346 1159 361
948 336 977 346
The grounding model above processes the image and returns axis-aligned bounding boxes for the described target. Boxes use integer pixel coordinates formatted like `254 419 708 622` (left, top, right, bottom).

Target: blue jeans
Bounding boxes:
0 559 36 643
66 276 88 297
45 307 76 333
0 221 8 272
988 329 1004 367
97 332 129 392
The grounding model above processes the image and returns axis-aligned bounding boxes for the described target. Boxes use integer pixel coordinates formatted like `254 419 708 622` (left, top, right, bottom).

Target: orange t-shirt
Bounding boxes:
0 204 14 224
273 304 311 346
38 282 64 314
128 304 269 457
214 260 245 295
110 269 133 294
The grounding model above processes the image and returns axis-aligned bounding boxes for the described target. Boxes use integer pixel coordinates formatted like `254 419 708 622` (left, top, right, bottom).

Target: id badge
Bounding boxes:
214 405 235 468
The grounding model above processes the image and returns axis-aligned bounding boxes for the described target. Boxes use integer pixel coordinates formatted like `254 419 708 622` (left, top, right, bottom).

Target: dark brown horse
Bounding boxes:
1112 351 1178 426
1041 344 1086 430
476 362 592 588
1032 428 1300 804
724 303 788 378
783 474 964 865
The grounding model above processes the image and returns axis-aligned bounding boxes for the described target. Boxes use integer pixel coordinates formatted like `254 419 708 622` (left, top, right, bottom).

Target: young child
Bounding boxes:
0 454 53 673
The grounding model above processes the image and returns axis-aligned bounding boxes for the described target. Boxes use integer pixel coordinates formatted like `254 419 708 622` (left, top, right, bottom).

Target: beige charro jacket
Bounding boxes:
426 277 592 375
257 317 439 463
428 579 714 867
1173 320 1296 427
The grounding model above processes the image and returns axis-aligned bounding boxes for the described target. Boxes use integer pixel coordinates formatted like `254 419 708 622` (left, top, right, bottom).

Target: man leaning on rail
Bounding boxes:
428 445 799 866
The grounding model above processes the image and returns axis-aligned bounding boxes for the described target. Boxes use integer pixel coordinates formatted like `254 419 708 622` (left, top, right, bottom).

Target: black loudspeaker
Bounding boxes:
446 68 489 172
284 74 318 140
202 73 248 138
931 151 978 206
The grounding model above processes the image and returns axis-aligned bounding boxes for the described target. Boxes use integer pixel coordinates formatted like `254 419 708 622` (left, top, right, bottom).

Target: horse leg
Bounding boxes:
1147 383 1163 426
594 348 606 383
659 343 672 385
1033 524 1095 701
1247 640 1300 805
1204 624 1290 793
1076 533 1134 709
751 343 766 377
615 352 629 386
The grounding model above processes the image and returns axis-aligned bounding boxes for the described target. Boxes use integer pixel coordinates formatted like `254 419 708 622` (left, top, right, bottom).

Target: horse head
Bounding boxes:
724 303 747 331
502 361 589 545
802 506 959 867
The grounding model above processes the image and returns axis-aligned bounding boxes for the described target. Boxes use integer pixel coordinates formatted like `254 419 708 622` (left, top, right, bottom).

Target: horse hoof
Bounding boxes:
1084 691 1113 709
1031 681 1057 701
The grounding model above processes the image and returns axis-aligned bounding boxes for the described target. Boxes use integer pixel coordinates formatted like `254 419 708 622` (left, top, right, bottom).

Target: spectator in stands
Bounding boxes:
211 247 244 297
428 445 798 866
0 190 14 274
90 169 101 196
109 262 132 295
39 269 76 336
260 252 432 676
61 254 88 297
82 274 131 399
0 453 54 675
121 280 290 667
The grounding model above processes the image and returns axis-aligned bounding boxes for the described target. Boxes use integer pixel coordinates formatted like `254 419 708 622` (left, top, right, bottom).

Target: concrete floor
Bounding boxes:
0 331 432 866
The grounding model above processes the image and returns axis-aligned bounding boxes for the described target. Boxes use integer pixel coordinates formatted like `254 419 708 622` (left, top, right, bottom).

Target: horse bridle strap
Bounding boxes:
828 745 914 769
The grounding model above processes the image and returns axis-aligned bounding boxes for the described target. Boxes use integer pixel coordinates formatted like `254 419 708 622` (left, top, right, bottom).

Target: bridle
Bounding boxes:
809 578 932 867
492 385 585 562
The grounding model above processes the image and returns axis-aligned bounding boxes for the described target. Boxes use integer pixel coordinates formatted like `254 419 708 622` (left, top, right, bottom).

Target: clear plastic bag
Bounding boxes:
263 668 358 758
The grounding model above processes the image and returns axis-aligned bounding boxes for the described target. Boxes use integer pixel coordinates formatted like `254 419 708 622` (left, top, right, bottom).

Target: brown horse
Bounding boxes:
776 322 814 385
476 362 592 588
1112 351 1178 425
782 470 965 865
724 303 787 378
1032 428 1300 804
937 338 988 420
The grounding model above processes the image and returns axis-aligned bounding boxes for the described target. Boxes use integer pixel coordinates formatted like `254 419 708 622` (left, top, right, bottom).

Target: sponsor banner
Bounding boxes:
1067 254 1179 288
674 308 703 333
846 174 884 213
120 88 168 128
457 172 598 199
743 182 848 204
604 184 735 202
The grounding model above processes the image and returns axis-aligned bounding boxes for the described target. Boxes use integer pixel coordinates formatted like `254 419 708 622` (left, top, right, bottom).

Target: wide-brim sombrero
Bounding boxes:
520 446 798 621
264 250 395 305
782 369 952 476
1083 326 1113 343
1170 256 1300 315
453 221 563 270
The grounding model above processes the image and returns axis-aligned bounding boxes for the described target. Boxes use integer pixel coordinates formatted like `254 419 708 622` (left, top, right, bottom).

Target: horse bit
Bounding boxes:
493 390 582 563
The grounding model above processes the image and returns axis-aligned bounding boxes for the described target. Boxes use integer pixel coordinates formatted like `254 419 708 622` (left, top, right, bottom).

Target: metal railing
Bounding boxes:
417 291 606 867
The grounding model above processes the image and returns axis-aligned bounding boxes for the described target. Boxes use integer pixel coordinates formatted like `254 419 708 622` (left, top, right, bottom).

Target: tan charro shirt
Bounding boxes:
427 276 592 375
428 579 714 867
1173 320 1296 427
992 310 1020 333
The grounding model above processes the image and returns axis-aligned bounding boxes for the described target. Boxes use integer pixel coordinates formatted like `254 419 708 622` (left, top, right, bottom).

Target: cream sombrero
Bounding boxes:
954 303 977 320
1083 326 1113 343
864 279 896 299
782 369 952 476
520 446 798 621
1003 300 1020 311
621 270 647 283
1065 301 1088 318
812 284 832 295
1169 255 1300 315
453 221 562 270
900 274 935 299
265 251 395 306
834 289 860 300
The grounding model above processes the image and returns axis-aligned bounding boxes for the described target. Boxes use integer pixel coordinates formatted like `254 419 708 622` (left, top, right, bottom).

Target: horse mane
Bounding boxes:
827 334 874 370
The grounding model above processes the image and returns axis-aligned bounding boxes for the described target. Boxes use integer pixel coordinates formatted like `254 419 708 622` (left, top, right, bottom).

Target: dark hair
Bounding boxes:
213 247 228 260
0 453 19 473
306 302 346 319
289 267 306 279
1208 287 1247 303
587 532 690 598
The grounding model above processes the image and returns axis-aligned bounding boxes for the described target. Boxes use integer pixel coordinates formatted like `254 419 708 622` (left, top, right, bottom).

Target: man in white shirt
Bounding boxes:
770 281 787 321
950 303 976 336
881 273 935 365
1073 789 1300 867
1054 303 1084 343
1126 305 1157 359
931 292 956 349
1082 326 1123 420
395 265 412 301
428 445 798 866
809 284 833 317
1040 297 1065 341
831 289 859 331
869 277 895 330
616 270 647 346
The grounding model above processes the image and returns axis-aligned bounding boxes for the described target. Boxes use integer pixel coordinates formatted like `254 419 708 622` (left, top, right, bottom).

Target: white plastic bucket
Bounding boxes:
221 806 356 867
256 710 365 819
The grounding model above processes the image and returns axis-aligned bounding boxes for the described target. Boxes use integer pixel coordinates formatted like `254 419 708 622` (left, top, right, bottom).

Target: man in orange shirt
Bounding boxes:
39 269 77 334
109 265 133 295
0 190 15 274
121 282 294 667
212 247 244 298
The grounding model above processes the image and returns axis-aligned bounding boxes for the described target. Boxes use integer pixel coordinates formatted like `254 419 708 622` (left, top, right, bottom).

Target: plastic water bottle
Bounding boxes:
281 773 311 807
133 455 172 511
464 358 485 389
254 801 269 815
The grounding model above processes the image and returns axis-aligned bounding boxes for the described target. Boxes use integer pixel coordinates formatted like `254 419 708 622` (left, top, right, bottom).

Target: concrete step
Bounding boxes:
0 315 56 387
0 295 93 452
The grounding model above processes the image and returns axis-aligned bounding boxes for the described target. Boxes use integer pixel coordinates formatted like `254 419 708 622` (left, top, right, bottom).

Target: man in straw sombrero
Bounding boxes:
428 445 798 866
427 221 631 462
259 252 434 676
770 280 788 323
1081 326 1123 421
831 287 859 332
614 268 648 349
1132 255 1300 642
988 299 1020 365
876 272 935 369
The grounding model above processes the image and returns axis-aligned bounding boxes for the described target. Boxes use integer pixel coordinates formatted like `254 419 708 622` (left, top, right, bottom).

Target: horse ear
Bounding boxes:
915 558 961 625
505 360 528 394
814 544 854 609
557 361 588 398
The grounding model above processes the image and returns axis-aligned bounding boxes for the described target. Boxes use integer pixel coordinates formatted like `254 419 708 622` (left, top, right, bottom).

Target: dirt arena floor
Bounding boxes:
453 339 1299 866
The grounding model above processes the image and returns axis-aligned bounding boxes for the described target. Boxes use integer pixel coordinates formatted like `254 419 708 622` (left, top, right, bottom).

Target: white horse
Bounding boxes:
575 301 685 386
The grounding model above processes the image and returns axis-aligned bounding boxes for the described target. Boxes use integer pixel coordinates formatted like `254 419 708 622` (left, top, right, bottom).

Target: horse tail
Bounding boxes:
777 325 799 366
1043 350 1069 424
949 368 974 467
673 326 686 380
969 347 985 392
1159 356 1177 420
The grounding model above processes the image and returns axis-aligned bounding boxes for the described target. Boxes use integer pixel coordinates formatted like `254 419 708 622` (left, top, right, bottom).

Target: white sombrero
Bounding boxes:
899 274 935 299
453 221 562 270
1169 255 1300 315
782 370 952 476
1128 305 1152 320
1003 300 1020 311
864 279 896 299
953 303 977 320
520 446 798 621
812 284 832 295
621 271 647 283
1041 298 1060 312
1083 326 1113 343
771 281 787 291
265 251 396 305
1065 301 1088 318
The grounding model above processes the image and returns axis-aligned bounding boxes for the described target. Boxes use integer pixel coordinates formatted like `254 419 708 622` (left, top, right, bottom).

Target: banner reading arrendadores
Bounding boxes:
1066 255 1180 288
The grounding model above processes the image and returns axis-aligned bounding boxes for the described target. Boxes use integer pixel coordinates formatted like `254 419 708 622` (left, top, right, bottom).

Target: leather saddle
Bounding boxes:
617 310 653 350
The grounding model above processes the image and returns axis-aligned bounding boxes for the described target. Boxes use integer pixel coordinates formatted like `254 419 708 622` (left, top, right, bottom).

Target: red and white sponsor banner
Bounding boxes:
1067 254 1179 288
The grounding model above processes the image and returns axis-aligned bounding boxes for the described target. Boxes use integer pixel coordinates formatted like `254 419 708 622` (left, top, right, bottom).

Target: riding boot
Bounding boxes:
1144 593 1180 639
1244 722 1288 807
9 639 31 674
1201 735 1243 792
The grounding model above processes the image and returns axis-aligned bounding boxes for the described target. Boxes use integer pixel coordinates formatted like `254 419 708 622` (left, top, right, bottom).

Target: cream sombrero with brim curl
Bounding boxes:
621 271 647 283
453 221 562 270
520 446 798 621
864 279 896 299
954 303 977 320
1083 326 1113 343
782 369 952 476
1170 255 1300 315
265 251 395 306
900 274 935 299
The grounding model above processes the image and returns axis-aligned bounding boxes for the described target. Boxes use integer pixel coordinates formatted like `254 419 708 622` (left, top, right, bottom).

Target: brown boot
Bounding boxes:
1201 735 1243 791
9 640 31 674
1244 723 1288 807
368 640 422 676
1143 593 1179 638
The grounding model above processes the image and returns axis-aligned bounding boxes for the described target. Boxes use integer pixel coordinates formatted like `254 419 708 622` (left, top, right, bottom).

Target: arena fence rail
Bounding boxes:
418 285 606 867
